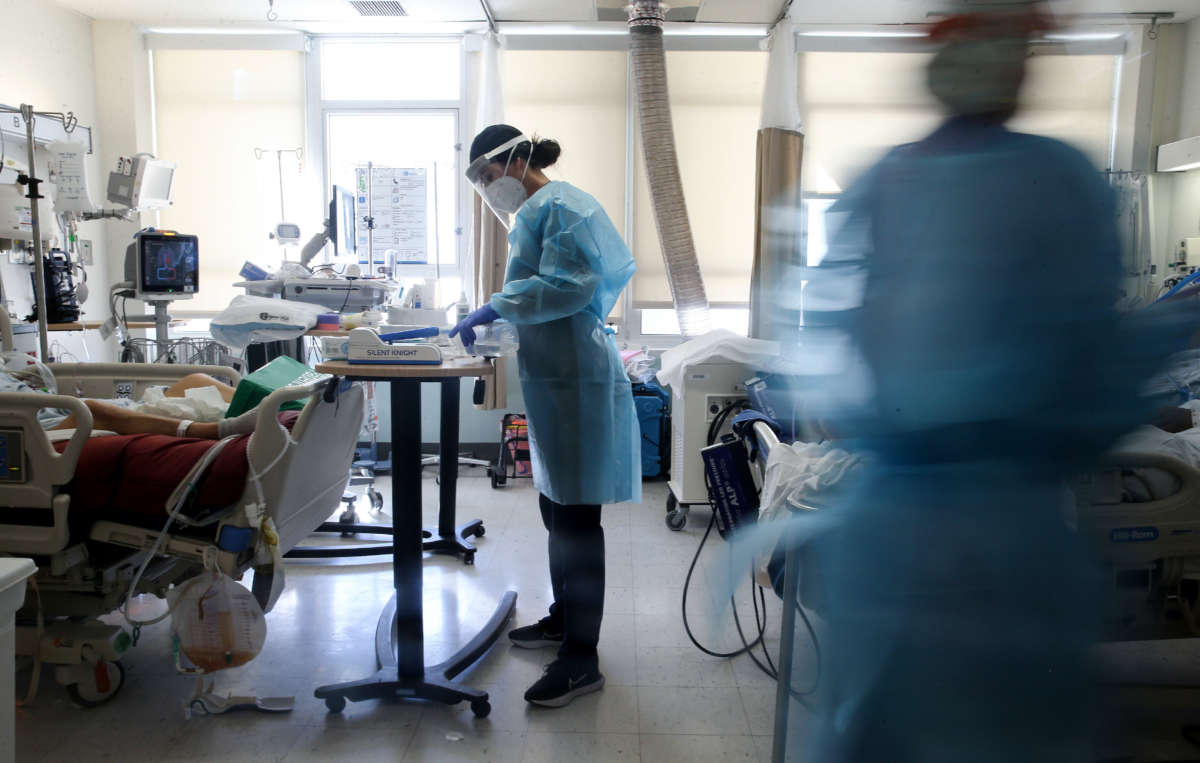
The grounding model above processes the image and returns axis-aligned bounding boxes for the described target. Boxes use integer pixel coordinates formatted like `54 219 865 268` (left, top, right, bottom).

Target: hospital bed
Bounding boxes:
0 314 364 705
1072 451 1200 635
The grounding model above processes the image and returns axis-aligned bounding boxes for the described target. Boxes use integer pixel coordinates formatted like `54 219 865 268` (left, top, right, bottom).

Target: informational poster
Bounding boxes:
354 166 427 265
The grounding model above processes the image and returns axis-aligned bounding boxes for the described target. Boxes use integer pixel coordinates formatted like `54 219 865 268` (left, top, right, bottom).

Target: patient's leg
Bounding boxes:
54 399 221 439
163 373 236 403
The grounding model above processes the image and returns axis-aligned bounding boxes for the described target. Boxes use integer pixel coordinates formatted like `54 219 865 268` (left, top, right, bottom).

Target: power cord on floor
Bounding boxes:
680 399 822 699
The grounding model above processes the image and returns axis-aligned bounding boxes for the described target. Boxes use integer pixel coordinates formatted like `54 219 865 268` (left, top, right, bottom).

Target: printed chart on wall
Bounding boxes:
355 166 428 265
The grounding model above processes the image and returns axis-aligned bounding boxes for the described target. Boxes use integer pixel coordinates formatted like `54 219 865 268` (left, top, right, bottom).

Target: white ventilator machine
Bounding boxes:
666 361 753 530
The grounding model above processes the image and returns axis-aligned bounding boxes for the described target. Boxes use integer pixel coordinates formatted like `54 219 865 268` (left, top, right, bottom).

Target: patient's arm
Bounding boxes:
53 399 222 438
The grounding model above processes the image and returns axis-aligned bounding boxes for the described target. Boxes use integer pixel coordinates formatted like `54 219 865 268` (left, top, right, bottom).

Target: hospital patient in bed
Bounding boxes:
1 354 262 440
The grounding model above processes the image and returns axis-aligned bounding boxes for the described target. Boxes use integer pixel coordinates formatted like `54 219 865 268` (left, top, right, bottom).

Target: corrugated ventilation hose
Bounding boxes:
628 0 711 337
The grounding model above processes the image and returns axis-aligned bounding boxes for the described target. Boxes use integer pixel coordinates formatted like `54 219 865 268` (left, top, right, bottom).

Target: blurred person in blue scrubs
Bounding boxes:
454 125 640 708
794 6 1197 761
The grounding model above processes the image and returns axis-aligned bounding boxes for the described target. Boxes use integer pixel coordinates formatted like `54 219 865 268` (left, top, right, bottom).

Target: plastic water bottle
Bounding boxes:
455 293 470 324
472 322 519 357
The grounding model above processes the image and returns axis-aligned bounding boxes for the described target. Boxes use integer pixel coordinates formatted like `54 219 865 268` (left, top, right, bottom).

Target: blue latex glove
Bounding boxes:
448 303 500 349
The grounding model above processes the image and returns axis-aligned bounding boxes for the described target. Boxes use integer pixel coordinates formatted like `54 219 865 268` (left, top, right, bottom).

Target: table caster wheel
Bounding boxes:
471 699 491 718
489 469 503 489
463 551 476 566
473 525 486 538
665 510 687 531
325 695 346 713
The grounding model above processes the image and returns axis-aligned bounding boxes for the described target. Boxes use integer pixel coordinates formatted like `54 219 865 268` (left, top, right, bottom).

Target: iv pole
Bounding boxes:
0 104 87 361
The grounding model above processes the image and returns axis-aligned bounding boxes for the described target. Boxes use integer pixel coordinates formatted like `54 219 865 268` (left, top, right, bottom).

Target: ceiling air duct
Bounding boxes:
347 1 407 16
628 0 711 337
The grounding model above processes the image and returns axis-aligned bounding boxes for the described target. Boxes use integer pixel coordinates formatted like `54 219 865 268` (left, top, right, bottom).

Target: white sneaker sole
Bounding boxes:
526 676 605 708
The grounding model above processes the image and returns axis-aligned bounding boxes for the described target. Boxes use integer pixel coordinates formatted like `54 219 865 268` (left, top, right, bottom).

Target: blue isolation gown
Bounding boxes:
794 118 1198 762
489 181 641 506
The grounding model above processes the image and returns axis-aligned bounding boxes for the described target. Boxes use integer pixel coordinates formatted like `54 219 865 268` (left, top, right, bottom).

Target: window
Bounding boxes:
320 41 461 101
316 38 466 306
325 111 459 273
801 50 1119 194
153 49 309 313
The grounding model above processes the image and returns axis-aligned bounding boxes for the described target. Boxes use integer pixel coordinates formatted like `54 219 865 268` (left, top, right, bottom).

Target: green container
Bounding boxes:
225 356 326 418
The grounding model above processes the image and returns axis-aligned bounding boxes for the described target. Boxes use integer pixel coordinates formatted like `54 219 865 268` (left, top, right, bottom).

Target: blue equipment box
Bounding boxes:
701 434 759 539
632 380 670 478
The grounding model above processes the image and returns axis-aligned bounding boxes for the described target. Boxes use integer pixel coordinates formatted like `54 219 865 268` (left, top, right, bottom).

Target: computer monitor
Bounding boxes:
124 231 198 301
329 185 357 260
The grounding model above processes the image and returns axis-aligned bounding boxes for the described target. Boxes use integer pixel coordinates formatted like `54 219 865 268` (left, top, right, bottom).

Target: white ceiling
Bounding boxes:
51 0 1200 28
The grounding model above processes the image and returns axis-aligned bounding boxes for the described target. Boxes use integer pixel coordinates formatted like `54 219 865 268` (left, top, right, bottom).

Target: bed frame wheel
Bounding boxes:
66 658 125 708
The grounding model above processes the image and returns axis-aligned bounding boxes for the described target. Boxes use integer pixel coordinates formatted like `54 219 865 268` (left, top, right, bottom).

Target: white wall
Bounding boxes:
0 0 117 360
91 20 155 323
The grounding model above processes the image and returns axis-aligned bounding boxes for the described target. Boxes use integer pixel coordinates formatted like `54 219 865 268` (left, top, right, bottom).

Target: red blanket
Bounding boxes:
53 412 300 529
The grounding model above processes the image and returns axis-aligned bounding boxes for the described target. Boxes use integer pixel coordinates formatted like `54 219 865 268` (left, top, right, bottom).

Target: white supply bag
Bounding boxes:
210 295 324 351
656 329 787 391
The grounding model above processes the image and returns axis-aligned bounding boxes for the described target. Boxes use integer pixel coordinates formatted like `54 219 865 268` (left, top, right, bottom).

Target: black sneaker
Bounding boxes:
524 659 605 707
508 617 564 649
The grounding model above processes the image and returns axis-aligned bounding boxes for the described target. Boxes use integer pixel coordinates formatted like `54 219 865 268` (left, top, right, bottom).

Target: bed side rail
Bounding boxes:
46 362 242 400
0 392 93 554
1077 451 1200 566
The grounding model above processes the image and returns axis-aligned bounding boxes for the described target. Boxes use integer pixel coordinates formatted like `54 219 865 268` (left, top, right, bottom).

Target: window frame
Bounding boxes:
307 35 470 286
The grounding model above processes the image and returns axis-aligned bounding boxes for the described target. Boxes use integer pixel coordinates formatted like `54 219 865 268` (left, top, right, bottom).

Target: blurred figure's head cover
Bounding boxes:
926 6 1055 119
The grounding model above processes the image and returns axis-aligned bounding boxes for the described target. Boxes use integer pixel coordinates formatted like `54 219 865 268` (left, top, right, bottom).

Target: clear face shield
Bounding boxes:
465 135 533 229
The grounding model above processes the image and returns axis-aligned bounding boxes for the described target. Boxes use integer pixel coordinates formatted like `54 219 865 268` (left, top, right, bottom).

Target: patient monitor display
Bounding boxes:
125 231 198 300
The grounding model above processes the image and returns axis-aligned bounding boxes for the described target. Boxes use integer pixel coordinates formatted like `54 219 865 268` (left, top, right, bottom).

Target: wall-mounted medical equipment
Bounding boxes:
30 250 81 324
0 182 55 241
106 155 175 211
1174 237 1200 271
0 103 93 361
272 222 301 246
347 326 442 365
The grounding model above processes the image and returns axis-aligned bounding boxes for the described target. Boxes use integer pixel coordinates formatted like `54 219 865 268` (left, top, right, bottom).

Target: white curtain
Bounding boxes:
471 34 510 409
472 34 508 310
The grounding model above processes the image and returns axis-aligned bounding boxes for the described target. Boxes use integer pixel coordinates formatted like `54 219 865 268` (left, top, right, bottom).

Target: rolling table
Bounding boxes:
311 359 517 717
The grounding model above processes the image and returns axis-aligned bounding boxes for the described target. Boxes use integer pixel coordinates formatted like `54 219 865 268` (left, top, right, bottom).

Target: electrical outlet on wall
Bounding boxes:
78 239 93 266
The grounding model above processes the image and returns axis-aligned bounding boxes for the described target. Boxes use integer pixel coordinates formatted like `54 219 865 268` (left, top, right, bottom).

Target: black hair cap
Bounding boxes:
470 124 522 163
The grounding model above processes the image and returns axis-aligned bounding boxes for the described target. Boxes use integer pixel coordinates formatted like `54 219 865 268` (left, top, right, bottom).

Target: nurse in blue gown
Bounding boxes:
454 125 640 708
794 9 1197 761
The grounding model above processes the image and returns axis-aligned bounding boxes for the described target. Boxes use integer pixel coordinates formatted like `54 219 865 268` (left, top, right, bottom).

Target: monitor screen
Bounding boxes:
139 233 198 295
330 185 356 260
139 162 175 208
